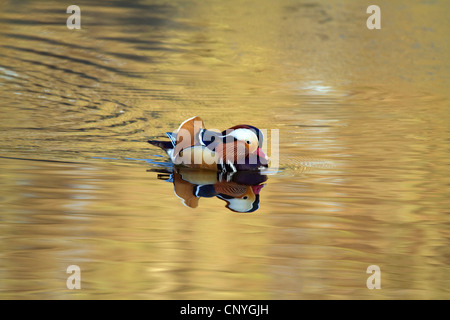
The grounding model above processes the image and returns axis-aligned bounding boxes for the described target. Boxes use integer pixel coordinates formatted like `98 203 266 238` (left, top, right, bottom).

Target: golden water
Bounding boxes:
0 0 449 299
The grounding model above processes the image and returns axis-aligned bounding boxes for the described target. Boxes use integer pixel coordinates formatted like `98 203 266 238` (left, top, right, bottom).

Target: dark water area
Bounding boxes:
0 0 449 299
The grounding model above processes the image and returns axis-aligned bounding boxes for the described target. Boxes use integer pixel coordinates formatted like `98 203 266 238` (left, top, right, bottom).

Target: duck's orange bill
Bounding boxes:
256 148 269 161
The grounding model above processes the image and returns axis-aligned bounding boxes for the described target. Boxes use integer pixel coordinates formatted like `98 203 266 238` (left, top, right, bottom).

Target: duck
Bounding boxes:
151 167 267 212
148 116 269 171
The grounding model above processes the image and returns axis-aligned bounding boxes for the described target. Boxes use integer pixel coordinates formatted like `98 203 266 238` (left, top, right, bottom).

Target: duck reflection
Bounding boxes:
150 168 267 212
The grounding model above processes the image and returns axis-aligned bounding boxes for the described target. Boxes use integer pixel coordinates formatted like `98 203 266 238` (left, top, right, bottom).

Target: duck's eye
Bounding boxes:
243 196 248 200
246 140 251 144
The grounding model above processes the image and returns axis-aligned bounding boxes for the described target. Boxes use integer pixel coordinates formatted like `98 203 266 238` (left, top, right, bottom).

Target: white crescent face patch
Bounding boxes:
222 197 254 212
228 129 259 153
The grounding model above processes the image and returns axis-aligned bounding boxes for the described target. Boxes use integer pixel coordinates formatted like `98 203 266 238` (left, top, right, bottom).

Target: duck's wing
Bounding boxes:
214 182 249 197
175 116 205 151
173 145 218 171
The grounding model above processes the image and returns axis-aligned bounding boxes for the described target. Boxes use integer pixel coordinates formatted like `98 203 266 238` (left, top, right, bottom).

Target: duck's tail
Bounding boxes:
148 132 177 150
148 132 178 161
147 139 174 152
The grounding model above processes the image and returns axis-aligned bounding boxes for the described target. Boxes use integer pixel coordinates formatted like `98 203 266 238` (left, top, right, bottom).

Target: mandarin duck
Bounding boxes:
153 167 267 212
148 116 269 171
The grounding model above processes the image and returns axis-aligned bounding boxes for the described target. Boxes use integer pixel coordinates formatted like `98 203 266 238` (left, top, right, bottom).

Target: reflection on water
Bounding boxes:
0 0 449 299
150 167 267 212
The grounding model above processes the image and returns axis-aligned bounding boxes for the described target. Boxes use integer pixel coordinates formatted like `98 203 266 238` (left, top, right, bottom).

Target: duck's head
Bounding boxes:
217 185 263 212
221 125 269 165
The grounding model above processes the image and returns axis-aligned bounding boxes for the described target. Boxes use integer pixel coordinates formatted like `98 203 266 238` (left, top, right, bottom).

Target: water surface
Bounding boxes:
0 0 449 299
